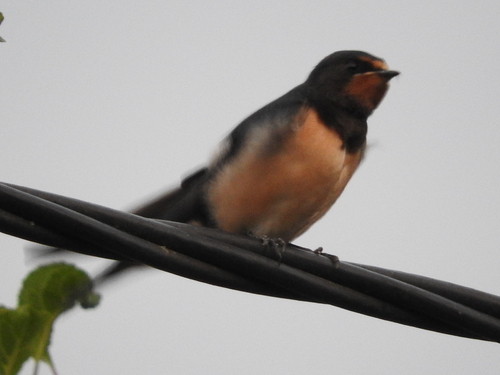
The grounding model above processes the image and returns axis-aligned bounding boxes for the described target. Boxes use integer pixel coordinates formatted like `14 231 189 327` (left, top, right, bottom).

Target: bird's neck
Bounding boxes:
310 101 368 153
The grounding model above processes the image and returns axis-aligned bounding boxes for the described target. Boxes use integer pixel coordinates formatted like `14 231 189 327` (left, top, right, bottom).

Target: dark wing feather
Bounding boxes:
214 84 308 166
132 167 210 224
33 168 212 284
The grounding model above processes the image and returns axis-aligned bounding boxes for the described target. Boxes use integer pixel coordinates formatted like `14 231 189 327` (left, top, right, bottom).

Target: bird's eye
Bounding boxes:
345 61 360 73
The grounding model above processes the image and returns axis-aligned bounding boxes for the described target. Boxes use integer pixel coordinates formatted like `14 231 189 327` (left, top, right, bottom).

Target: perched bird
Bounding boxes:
134 50 398 240
46 50 399 281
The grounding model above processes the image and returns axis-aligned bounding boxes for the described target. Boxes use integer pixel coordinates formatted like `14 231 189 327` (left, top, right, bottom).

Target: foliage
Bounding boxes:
0 13 5 42
0 263 100 375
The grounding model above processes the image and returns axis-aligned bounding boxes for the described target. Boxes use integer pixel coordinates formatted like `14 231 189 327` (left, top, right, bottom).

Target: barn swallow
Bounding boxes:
63 50 399 280
134 50 398 240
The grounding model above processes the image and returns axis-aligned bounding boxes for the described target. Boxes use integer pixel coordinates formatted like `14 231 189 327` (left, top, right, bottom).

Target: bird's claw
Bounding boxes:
313 247 339 263
248 232 287 262
313 247 324 254
261 235 286 262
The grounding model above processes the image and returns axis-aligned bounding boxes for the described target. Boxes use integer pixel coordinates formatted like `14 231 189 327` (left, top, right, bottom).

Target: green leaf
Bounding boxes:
18 263 100 315
17 263 100 367
0 12 4 42
0 306 49 375
0 263 100 374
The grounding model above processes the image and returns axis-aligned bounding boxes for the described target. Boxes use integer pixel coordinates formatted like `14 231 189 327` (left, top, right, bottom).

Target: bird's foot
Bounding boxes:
313 247 324 254
313 247 339 263
248 232 287 262
262 236 287 262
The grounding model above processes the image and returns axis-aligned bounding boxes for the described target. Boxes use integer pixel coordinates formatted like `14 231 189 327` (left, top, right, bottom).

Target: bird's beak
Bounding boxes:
377 70 400 80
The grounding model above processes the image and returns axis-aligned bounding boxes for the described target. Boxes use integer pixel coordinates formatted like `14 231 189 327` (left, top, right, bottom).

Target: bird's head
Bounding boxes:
306 50 399 117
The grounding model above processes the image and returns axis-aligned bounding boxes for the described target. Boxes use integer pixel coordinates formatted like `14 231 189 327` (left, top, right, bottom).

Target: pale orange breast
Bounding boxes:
207 108 363 241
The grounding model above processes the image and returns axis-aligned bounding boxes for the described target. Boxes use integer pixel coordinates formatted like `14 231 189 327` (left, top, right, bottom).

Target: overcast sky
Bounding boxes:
2 1 500 374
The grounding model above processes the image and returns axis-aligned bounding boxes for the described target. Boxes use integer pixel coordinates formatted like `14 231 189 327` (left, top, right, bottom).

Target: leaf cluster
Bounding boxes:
0 263 99 375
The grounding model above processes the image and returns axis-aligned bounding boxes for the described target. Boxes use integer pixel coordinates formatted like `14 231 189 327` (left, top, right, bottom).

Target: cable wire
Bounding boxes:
1 182 500 342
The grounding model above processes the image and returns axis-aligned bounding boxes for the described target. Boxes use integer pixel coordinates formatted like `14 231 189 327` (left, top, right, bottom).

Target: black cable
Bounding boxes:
1 182 500 342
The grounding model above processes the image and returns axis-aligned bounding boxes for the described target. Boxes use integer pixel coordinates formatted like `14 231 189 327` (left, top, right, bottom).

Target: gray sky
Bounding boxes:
2 1 500 374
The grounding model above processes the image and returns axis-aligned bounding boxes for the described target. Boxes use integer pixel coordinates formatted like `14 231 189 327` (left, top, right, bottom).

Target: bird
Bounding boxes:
44 50 399 281
133 50 398 237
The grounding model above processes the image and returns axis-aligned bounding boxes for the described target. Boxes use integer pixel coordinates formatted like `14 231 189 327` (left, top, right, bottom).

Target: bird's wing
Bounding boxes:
131 167 210 224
